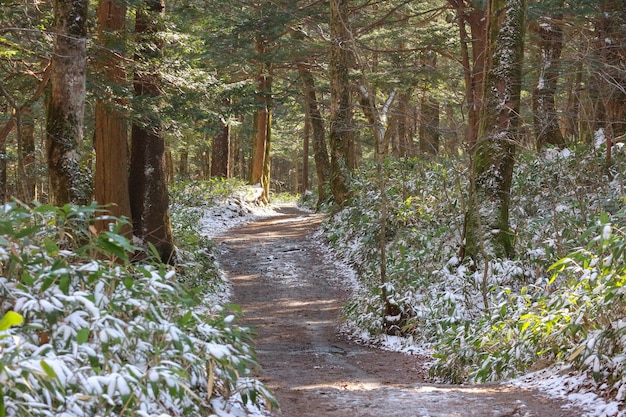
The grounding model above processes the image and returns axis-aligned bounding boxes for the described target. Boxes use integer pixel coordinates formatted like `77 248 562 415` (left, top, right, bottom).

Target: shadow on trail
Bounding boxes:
215 205 584 417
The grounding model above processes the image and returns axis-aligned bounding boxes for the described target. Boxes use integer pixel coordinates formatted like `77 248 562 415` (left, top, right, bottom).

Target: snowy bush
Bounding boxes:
0 202 275 416
323 146 626 391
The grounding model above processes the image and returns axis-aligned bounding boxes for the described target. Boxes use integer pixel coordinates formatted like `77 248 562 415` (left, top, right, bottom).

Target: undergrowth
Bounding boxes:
0 190 275 416
323 145 626 399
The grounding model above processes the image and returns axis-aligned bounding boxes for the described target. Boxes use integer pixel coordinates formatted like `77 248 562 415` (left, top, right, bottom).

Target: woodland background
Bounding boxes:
1 0 626 415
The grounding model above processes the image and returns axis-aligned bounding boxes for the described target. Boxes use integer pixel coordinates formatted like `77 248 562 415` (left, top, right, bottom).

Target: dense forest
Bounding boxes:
1 0 626 415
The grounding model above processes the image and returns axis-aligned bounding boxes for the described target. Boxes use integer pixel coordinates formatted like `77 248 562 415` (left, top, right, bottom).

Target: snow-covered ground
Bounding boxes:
205 197 624 417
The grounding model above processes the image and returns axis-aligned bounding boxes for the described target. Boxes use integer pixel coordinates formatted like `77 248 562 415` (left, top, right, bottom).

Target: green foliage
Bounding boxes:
0 202 275 416
324 156 468 340
323 146 626 394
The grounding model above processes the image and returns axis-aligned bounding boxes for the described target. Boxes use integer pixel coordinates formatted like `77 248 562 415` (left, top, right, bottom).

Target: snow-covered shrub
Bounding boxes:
323 145 626 389
324 157 468 341
431 146 626 383
0 202 275 416
540 211 626 399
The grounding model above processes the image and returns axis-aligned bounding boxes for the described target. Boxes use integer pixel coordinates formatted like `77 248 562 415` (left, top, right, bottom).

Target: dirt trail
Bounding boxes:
215 205 585 417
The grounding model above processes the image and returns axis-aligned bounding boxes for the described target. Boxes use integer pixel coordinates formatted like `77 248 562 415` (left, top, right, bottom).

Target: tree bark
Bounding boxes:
464 0 526 262
18 109 36 202
250 41 271 190
594 0 626 167
178 149 189 180
211 115 231 178
261 107 272 203
0 143 6 203
563 60 582 142
129 0 174 263
46 0 92 206
419 95 440 156
532 8 565 149
94 0 132 235
419 52 440 156
329 0 352 205
301 112 309 194
450 0 488 149
298 64 331 206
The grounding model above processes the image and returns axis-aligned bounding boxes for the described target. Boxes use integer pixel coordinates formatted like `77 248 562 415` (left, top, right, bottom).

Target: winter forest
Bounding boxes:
1 0 626 415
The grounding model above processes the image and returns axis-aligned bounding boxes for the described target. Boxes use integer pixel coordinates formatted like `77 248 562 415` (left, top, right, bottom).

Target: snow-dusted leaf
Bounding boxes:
76 328 89 345
0 311 23 331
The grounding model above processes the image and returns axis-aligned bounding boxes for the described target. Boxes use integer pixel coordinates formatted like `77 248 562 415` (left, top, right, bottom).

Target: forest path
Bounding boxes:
215 205 583 417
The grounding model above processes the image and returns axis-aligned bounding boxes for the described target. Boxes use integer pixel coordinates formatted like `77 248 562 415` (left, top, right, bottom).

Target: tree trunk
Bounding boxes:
450 1 488 149
397 93 416 157
419 95 440 156
301 112 309 193
250 41 270 187
18 109 36 202
46 0 91 206
211 117 230 178
129 0 174 263
261 107 272 203
532 8 565 149
464 0 526 262
0 65 49 200
563 60 582 142
298 64 331 206
0 144 6 203
178 149 189 180
358 86 397 156
94 0 132 235
594 0 626 167
329 0 352 205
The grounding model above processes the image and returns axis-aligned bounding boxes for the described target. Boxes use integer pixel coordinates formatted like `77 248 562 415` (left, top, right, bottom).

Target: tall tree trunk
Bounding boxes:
0 65 49 198
178 149 188 180
563 60 582 142
464 0 526 262
419 52 440 156
129 0 174 263
594 0 626 167
0 144 6 203
396 95 408 157
261 106 272 203
211 116 231 178
450 0 488 149
329 0 352 205
358 86 397 156
250 41 270 188
298 64 331 206
301 113 309 193
397 93 416 156
419 95 440 156
94 0 132 235
46 0 91 206
18 109 36 202
532 8 565 149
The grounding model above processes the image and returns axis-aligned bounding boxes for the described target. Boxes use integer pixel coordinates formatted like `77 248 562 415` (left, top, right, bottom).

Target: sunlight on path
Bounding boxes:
215 205 589 417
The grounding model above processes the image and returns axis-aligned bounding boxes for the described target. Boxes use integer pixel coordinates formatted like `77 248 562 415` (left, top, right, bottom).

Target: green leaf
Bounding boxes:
0 311 23 331
76 328 90 345
178 310 193 326
14 225 42 239
21 271 34 286
40 360 57 379
44 238 59 256
59 274 70 295
97 238 128 260
40 276 55 292
124 276 134 289
600 212 610 224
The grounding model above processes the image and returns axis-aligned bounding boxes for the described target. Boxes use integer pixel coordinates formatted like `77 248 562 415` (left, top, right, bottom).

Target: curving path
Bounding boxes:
215 205 584 417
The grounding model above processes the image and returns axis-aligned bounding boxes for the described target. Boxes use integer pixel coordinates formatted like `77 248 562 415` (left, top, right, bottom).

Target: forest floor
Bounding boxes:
214 204 588 417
